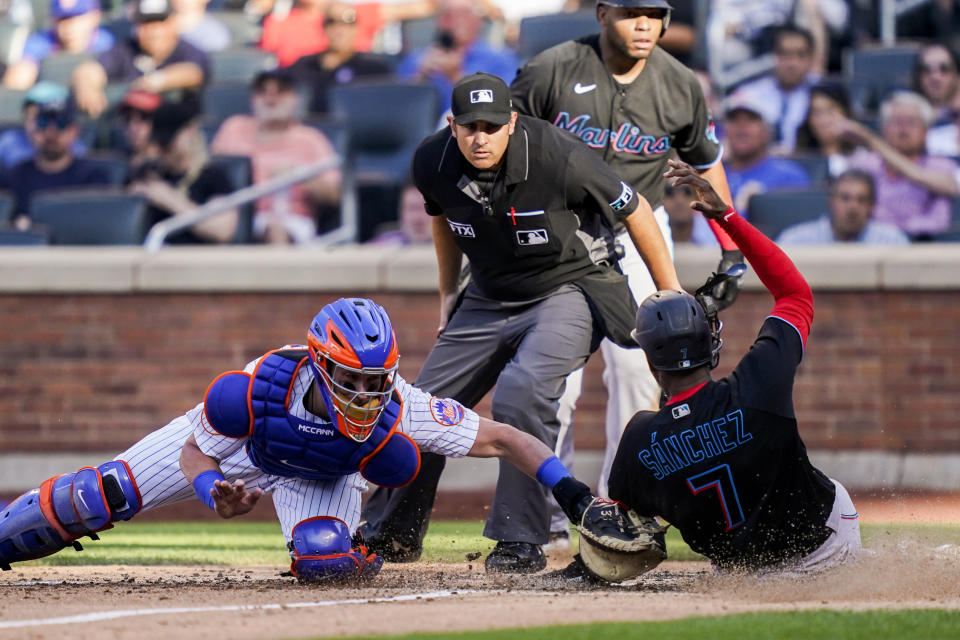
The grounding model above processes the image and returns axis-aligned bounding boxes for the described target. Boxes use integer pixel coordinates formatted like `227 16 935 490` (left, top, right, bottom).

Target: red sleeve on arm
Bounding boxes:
705 216 739 251
717 208 814 347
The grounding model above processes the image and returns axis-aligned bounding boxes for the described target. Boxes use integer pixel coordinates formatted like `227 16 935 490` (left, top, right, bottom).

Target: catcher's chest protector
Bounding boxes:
242 350 419 485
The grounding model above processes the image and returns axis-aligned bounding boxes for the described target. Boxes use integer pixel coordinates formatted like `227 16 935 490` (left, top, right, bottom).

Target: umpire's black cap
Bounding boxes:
597 0 672 8
451 72 513 126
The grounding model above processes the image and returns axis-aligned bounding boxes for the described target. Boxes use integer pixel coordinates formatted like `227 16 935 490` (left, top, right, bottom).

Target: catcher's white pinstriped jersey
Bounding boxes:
116 350 479 541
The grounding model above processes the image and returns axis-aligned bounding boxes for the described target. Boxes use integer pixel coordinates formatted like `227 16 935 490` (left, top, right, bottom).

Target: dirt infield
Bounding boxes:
2 540 960 640
2 494 959 639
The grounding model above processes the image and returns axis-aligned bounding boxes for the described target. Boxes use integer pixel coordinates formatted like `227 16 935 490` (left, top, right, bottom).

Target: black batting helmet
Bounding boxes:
597 0 672 30
631 290 720 372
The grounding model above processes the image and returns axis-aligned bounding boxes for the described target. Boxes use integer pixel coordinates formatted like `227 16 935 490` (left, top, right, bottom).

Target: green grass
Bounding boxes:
341 610 960 640
21 520 960 567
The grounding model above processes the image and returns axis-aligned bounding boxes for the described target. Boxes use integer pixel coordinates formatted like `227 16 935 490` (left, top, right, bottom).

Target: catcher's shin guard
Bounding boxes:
288 517 383 583
0 460 141 570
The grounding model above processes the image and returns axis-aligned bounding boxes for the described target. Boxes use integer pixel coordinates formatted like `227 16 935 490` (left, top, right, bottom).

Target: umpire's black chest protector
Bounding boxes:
412 116 641 347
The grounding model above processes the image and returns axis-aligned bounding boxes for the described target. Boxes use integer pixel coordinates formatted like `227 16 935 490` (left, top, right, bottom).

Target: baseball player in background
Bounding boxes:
509 0 746 544
579 160 860 579
0 298 610 582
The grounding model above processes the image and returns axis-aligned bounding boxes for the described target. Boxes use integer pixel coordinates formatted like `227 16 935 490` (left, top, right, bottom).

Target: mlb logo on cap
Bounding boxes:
470 89 494 104
451 72 513 126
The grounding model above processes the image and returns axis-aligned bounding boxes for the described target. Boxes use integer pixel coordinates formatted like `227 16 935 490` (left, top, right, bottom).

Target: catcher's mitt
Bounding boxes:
577 498 667 583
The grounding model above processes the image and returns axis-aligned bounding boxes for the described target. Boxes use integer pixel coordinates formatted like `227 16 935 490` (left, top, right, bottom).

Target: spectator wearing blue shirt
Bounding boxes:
777 169 909 245
0 82 87 170
722 96 811 213
3 0 115 90
398 0 519 115
71 0 210 117
173 0 231 52
0 95 110 226
692 95 809 245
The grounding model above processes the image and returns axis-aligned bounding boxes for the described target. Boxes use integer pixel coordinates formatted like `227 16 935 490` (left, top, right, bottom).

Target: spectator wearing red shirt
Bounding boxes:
260 0 437 68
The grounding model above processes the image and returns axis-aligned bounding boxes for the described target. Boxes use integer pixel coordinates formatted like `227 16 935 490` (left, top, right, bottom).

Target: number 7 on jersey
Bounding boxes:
686 464 745 531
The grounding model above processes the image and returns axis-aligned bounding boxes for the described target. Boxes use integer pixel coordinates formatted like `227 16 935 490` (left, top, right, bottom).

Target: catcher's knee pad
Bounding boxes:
0 460 141 570
289 517 383 584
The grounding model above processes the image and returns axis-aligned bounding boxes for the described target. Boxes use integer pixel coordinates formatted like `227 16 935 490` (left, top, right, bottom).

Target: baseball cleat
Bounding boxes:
484 541 547 574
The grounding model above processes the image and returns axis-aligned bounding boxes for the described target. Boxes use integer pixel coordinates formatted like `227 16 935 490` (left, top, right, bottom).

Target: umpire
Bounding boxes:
361 71 680 573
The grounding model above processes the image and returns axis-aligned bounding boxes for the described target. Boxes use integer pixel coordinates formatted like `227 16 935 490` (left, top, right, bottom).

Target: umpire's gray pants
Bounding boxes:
363 282 599 545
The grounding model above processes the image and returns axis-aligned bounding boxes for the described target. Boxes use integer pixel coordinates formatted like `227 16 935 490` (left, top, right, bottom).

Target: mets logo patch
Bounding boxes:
429 397 466 426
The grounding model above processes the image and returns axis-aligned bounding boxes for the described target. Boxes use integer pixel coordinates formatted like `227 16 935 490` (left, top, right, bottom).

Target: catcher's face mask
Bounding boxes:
315 355 398 442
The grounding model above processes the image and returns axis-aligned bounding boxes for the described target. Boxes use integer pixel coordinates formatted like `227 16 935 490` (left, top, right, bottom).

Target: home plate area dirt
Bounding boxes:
2 540 959 640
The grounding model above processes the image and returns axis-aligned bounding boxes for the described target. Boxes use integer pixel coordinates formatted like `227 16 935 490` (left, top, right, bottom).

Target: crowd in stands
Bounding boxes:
0 0 957 246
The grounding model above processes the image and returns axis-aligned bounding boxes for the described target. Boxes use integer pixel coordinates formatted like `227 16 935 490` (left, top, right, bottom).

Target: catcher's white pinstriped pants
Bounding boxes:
116 414 366 542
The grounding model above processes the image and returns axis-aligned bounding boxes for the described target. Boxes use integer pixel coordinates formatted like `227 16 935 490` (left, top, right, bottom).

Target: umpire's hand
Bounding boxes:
211 479 263 519
663 160 728 220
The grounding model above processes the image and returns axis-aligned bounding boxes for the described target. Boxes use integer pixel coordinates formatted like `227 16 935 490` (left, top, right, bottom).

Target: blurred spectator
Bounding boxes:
173 0 231 52
210 70 340 244
928 87 960 158
730 25 819 154
840 91 960 240
3 0 115 90
287 4 394 114
117 88 162 173
0 0 33 26
129 101 237 243
721 96 811 218
368 182 432 245
72 0 210 117
896 0 960 52
260 0 437 68
777 169 909 245
398 0 519 114
704 0 837 88
0 95 110 225
483 0 567 48
794 81 856 176
912 44 960 127
663 181 719 247
0 82 87 170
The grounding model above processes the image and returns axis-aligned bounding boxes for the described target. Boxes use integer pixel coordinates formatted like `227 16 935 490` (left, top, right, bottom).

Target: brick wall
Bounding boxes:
1 289 958 454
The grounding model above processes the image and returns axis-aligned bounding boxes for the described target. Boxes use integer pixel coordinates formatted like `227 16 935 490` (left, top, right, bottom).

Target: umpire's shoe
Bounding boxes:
484 541 547 574
357 524 422 563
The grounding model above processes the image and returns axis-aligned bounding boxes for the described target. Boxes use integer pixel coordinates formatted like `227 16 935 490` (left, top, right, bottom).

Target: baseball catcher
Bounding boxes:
0 297 610 583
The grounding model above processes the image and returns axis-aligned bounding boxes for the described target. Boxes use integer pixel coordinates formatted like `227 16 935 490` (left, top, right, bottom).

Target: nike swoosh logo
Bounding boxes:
574 83 596 94
280 459 317 472
76 489 89 511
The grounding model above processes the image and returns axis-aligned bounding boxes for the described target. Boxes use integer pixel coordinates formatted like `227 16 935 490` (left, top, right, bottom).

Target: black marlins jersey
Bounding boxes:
608 317 836 569
511 36 721 210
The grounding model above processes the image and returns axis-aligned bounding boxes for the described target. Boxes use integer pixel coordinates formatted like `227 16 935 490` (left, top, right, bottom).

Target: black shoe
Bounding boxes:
542 554 609 587
484 541 547 574
358 524 423 563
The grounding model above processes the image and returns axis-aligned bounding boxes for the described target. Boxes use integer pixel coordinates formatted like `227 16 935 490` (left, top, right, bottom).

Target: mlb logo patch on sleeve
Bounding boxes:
430 398 466 426
517 229 549 245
